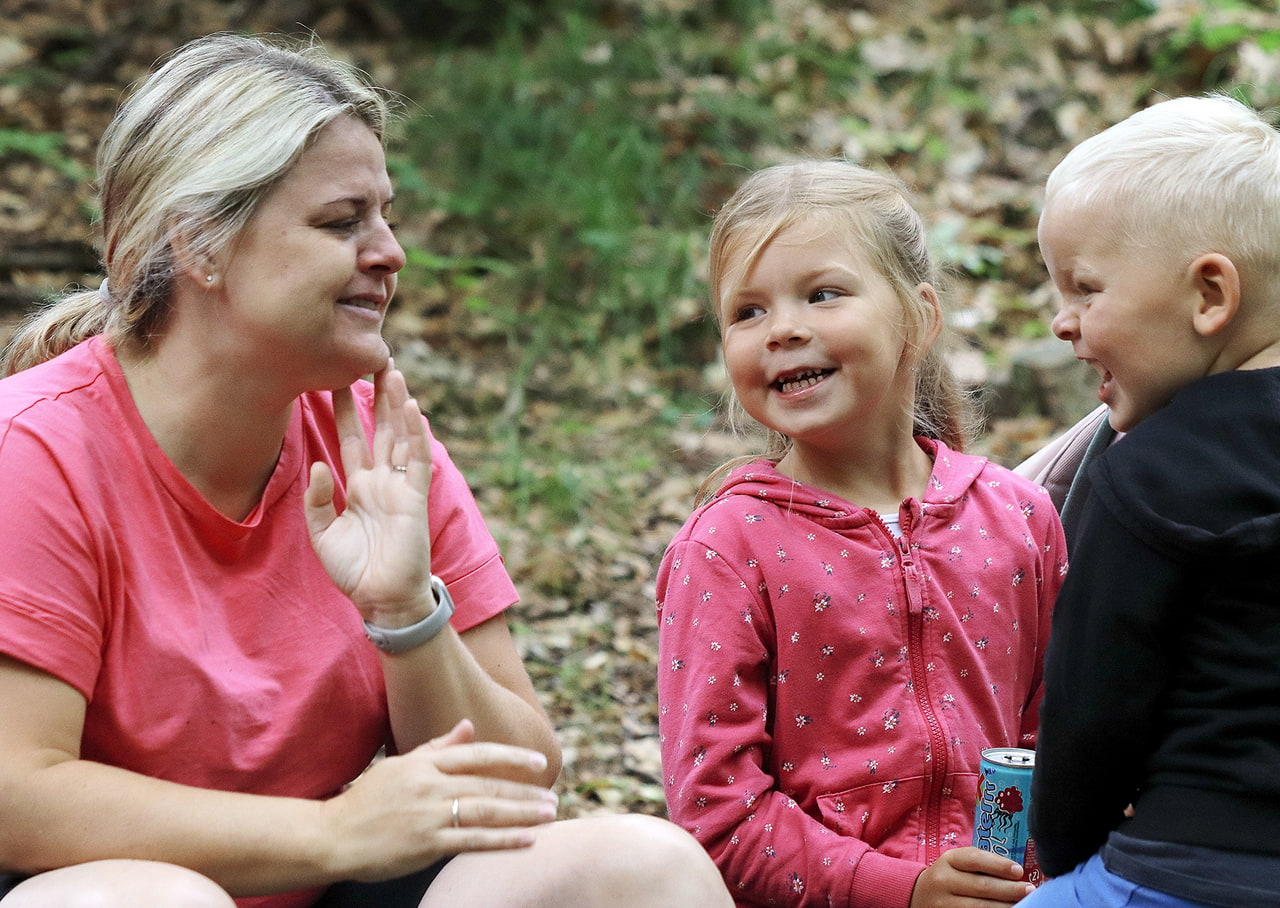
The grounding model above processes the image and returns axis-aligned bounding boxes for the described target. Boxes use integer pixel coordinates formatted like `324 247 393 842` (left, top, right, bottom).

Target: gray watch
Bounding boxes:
362 575 455 654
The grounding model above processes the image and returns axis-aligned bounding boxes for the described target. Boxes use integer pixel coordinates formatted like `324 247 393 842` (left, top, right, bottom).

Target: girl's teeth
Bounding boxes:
780 372 824 393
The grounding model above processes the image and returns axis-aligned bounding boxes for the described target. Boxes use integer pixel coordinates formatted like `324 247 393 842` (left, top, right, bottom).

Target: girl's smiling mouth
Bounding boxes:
775 368 834 393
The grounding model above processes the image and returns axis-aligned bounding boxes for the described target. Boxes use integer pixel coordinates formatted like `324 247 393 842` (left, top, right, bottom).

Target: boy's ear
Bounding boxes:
1189 253 1240 337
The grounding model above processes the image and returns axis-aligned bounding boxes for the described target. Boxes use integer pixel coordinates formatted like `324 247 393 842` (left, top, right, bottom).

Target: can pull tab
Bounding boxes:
989 748 1036 767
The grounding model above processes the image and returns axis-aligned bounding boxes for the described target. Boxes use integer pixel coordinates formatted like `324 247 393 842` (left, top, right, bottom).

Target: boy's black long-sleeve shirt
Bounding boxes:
1030 367 1280 878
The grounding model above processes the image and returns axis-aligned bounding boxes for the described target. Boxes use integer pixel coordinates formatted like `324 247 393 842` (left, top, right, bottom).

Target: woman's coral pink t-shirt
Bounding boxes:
0 336 516 906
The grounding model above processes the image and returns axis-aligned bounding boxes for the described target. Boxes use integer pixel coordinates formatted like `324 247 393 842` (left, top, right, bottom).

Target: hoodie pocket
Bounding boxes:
815 771 980 859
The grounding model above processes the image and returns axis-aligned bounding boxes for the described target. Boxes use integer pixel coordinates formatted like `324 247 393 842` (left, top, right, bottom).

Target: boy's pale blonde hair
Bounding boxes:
1044 94 1280 297
3 33 393 375
703 160 974 494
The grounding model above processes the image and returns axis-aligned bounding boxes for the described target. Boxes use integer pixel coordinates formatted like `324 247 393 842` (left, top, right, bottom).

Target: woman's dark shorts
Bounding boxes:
0 858 451 906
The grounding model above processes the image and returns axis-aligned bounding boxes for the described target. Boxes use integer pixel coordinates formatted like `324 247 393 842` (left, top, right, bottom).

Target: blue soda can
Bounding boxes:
972 747 1041 884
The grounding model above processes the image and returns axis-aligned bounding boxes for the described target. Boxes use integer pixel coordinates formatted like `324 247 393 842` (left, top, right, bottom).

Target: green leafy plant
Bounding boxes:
1148 0 1280 92
0 128 88 182
1065 0 1157 24
393 7 782 367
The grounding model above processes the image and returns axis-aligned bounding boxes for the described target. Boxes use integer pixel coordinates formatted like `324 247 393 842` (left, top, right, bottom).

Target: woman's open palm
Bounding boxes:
304 363 435 623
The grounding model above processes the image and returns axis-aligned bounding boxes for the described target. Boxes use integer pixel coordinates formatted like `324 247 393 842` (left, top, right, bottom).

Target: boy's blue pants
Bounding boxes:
1020 853 1212 908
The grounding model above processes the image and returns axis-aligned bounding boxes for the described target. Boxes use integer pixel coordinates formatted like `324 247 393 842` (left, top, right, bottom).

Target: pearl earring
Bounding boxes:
205 274 214 283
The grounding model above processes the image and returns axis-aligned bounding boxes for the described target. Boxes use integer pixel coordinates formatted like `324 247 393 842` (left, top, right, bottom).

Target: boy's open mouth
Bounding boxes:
1088 360 1113 398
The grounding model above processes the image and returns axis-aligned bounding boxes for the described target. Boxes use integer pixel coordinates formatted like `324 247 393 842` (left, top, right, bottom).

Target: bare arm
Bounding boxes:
304 363 559 781
0 655 557 894
380 614 562 784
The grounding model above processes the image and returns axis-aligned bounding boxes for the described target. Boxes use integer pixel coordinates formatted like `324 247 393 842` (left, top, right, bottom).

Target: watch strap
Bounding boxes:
363 575 455 654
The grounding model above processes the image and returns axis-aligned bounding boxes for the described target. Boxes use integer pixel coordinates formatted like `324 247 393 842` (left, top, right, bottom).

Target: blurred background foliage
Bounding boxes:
369 0 1280 514
4 0 1280 814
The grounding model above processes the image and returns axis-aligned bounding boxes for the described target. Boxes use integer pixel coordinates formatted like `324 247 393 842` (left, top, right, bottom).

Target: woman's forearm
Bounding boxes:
0 731 557 895
378 615 562 785
0 758 340 895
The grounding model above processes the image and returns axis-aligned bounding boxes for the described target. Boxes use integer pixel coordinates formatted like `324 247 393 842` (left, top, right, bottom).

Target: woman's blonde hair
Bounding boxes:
698 160 975 500
3 33 393 375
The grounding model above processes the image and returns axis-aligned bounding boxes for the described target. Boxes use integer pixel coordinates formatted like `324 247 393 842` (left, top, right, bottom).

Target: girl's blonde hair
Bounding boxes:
699 160 975 500
3 33 393 375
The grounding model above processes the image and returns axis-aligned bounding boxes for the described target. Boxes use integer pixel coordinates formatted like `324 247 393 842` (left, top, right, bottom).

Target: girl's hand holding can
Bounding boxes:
908 847 1035 908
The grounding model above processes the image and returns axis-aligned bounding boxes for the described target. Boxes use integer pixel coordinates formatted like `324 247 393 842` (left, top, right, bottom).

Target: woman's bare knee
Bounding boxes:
2 860 235 908
589 814 731 904
423 814 731 908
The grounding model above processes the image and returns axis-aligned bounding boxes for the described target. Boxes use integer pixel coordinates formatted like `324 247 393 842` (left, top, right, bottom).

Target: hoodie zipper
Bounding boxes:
894 515 948 865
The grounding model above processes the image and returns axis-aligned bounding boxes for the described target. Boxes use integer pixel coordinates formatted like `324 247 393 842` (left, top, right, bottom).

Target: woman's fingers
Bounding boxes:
306 365 436 611
303 460 338 541
372 361 396 465
448 791 558 831
405 737 551 783
324 737 558 881
428 718 475 749
332 383 372 477
369 363 431 489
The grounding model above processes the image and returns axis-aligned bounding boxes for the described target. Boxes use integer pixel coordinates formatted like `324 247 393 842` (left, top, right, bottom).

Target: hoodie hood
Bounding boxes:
709 438 989 527
1092 367 1280 558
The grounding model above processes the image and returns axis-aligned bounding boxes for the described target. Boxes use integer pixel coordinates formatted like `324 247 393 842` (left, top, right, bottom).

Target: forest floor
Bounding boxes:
4 0 1279 819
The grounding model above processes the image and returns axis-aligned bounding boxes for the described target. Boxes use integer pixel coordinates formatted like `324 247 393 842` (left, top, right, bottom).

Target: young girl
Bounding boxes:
656 161 1065 908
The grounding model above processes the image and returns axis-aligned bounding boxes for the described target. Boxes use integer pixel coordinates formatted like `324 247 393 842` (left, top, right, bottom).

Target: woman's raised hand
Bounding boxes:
304 362 436 627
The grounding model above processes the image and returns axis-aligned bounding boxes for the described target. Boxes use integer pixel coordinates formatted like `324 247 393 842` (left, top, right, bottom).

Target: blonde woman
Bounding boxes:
0 33 730 908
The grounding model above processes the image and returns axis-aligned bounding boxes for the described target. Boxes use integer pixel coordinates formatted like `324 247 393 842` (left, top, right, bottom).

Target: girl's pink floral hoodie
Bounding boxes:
656 440 1066 907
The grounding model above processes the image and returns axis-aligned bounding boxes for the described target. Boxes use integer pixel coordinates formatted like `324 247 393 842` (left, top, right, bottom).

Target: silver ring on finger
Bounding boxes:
393 465 408 473
451 797 461 828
